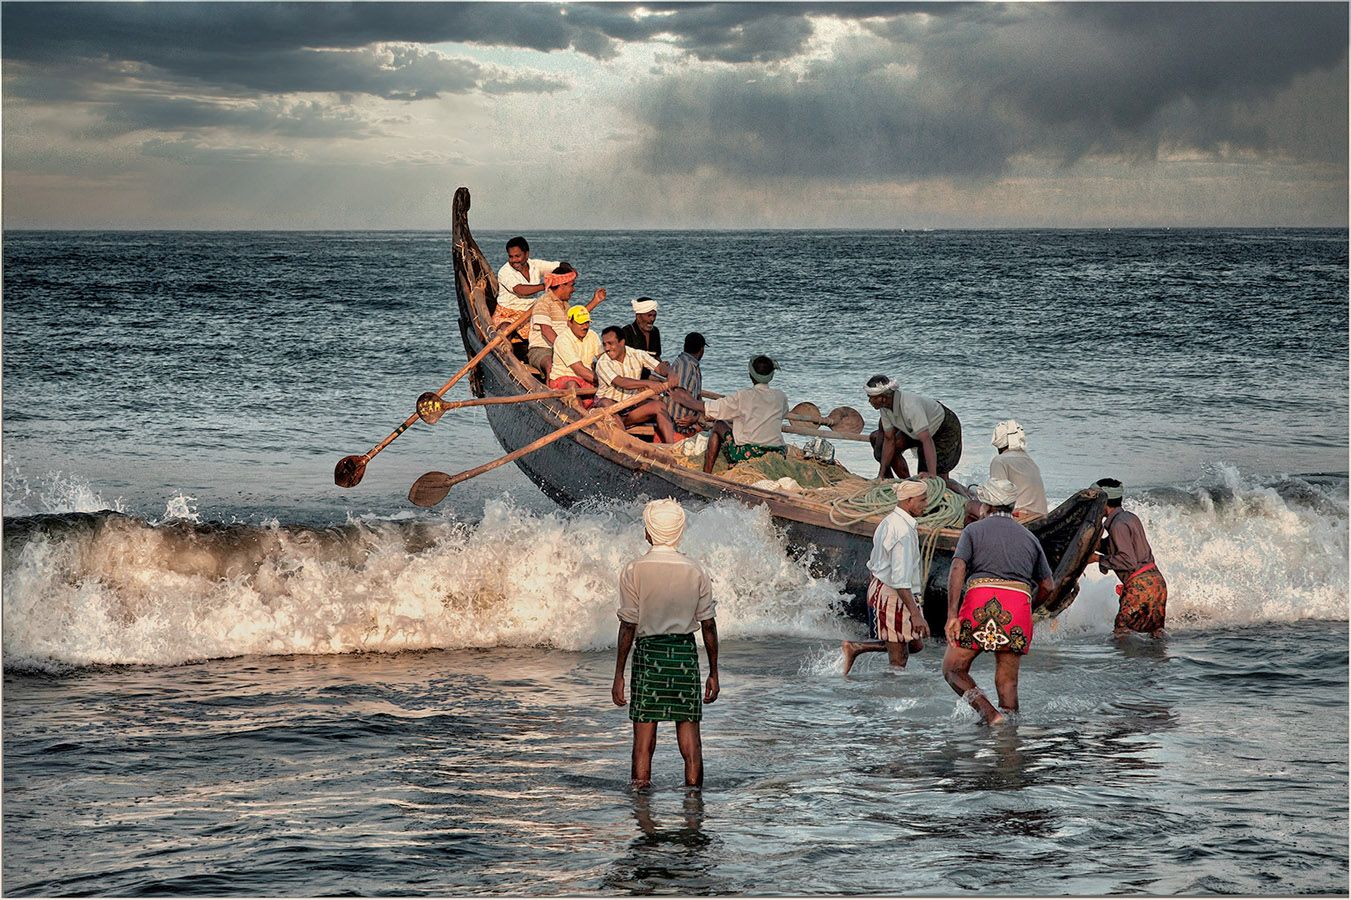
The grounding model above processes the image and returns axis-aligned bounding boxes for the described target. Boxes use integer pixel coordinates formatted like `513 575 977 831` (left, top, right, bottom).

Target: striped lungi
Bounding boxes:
866 575 915 643
629 633 702 723
954 577 1034 655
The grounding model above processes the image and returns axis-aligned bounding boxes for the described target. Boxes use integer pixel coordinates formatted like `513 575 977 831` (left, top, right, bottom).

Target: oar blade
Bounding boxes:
335 455 368 488
409 471 456 508
828 406 866 434
416 391 447 425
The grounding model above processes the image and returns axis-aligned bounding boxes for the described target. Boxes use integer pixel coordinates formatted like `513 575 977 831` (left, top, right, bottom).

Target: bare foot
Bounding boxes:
841 641 859 677
986 711 1006 726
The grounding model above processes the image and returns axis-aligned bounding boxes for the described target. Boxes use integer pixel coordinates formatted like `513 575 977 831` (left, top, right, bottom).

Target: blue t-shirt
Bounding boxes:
953 514 1052 588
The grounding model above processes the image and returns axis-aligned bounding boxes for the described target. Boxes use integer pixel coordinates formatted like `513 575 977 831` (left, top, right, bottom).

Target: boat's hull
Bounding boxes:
448 188 1105 633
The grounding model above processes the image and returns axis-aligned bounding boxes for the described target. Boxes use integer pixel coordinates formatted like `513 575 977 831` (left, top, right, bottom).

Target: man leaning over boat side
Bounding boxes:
666 333 707 437
842 479 932 676
495 236 559 361
596 326 677 443
943 478 1053 726
988 420 1048 516
1093 478 1167 638
669 355 788 474
613 499 720 789
547 305 602 408
864 375 966 495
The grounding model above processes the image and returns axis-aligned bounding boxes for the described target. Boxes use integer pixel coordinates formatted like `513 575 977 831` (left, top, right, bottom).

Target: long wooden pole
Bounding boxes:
416 387 596 424
335 303 537 488
408 387 661 507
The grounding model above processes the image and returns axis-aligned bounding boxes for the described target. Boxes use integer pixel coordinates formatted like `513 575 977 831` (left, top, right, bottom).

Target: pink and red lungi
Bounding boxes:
1116 563 1167 633
954 577 1033 654
866 575 915 643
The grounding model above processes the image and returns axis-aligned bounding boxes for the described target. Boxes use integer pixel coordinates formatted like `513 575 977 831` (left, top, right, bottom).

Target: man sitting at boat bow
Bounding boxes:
670 355 788 474
495 236 558 360
596 326 677 443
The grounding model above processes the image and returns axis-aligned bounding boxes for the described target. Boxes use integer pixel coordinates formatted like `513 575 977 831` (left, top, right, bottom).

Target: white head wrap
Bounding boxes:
642 498 686 546
991 419 1027 451
631 298 658 314
976 478 1018 507
865 377 899 397
894 479 927 502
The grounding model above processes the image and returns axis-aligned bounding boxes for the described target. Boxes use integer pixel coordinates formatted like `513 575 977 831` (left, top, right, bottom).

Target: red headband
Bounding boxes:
543 271 577 289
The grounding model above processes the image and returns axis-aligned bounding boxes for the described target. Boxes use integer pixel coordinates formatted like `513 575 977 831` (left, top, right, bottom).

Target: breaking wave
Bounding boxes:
2 464 1345 670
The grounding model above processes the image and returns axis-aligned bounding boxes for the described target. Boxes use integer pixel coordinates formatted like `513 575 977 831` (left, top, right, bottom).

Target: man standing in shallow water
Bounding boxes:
842 479 931 675
1094 478 1167 637
613 499 720 788
943 478 1053 725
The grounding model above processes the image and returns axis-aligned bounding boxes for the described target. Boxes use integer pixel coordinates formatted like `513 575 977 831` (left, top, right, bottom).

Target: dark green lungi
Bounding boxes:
722 439 787 465
629 633 702 723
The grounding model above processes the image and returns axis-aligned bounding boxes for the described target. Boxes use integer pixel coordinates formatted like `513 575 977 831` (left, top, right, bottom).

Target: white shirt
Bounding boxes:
548 328 601 382
595 347 661 402
880 389 946 438
867 506 922 593
496 258 560 312
703 384 788 447
617 545 716 637
989 449 1049 515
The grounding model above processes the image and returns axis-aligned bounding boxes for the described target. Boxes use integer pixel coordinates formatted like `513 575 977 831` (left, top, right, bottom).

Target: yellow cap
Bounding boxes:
566 305 591 324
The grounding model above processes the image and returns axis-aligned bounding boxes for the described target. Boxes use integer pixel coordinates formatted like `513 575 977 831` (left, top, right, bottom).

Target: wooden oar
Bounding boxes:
335 303 536 488
782 423 871 443
416 387 596 425
409 387 661 508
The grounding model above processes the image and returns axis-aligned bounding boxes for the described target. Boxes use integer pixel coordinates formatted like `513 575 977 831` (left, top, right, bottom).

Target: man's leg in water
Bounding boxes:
631 722 657 787
675 720 703 787
942 644 1003 725
992 651 1022 715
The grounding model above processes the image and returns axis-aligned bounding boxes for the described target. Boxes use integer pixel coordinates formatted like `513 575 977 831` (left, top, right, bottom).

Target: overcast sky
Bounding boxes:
3 2 1346 229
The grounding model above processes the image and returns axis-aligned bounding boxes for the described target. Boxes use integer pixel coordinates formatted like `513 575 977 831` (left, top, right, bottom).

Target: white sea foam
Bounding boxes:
1 467 125 517
2 465 1344 670
2 497 851 670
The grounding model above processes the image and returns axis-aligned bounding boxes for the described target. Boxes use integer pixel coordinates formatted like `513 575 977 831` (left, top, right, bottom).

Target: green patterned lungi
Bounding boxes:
722 439 787 465
629 633 702 723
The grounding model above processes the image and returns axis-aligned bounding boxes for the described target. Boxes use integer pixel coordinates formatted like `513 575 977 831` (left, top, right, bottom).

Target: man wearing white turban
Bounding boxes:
989 420 1048 516
943 478 1054 725
1093 478 1167 637
670 355 788 474
613 499 720 788
864 375 965 493
620 297 662 378
842 479 932 675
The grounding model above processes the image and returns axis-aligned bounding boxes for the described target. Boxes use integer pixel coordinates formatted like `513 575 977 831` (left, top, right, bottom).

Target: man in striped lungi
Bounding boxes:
612 499 720 789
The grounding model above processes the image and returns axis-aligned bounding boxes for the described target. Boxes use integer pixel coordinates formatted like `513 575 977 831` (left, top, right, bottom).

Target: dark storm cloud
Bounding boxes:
633 3 1349 181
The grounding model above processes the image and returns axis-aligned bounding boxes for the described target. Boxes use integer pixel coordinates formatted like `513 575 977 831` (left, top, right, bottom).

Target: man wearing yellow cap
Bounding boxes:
547 304 602 408
613 499 720 789
842 479 932 675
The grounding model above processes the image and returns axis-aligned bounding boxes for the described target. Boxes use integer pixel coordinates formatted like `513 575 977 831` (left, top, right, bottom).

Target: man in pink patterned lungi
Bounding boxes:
841 479 932 675
943 478 1054 725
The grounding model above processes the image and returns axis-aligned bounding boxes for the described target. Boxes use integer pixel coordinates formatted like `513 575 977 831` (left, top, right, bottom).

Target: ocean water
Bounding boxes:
2 228 1347 895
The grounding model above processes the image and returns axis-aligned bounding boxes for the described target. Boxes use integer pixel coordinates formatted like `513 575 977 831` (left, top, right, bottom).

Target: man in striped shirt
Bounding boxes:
596 326 676 443
665 333 706 437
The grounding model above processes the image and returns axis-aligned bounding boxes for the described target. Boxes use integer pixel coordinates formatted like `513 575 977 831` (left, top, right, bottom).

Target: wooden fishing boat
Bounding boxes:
446 187 1106 632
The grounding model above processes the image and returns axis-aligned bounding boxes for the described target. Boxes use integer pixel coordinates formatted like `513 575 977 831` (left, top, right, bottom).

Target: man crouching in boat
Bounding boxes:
842 479 932 676
943 478 1053 725
864 375 966 495
669 355 788 474
1094 478 1167 638
613 499 720 789
595 326 677 442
